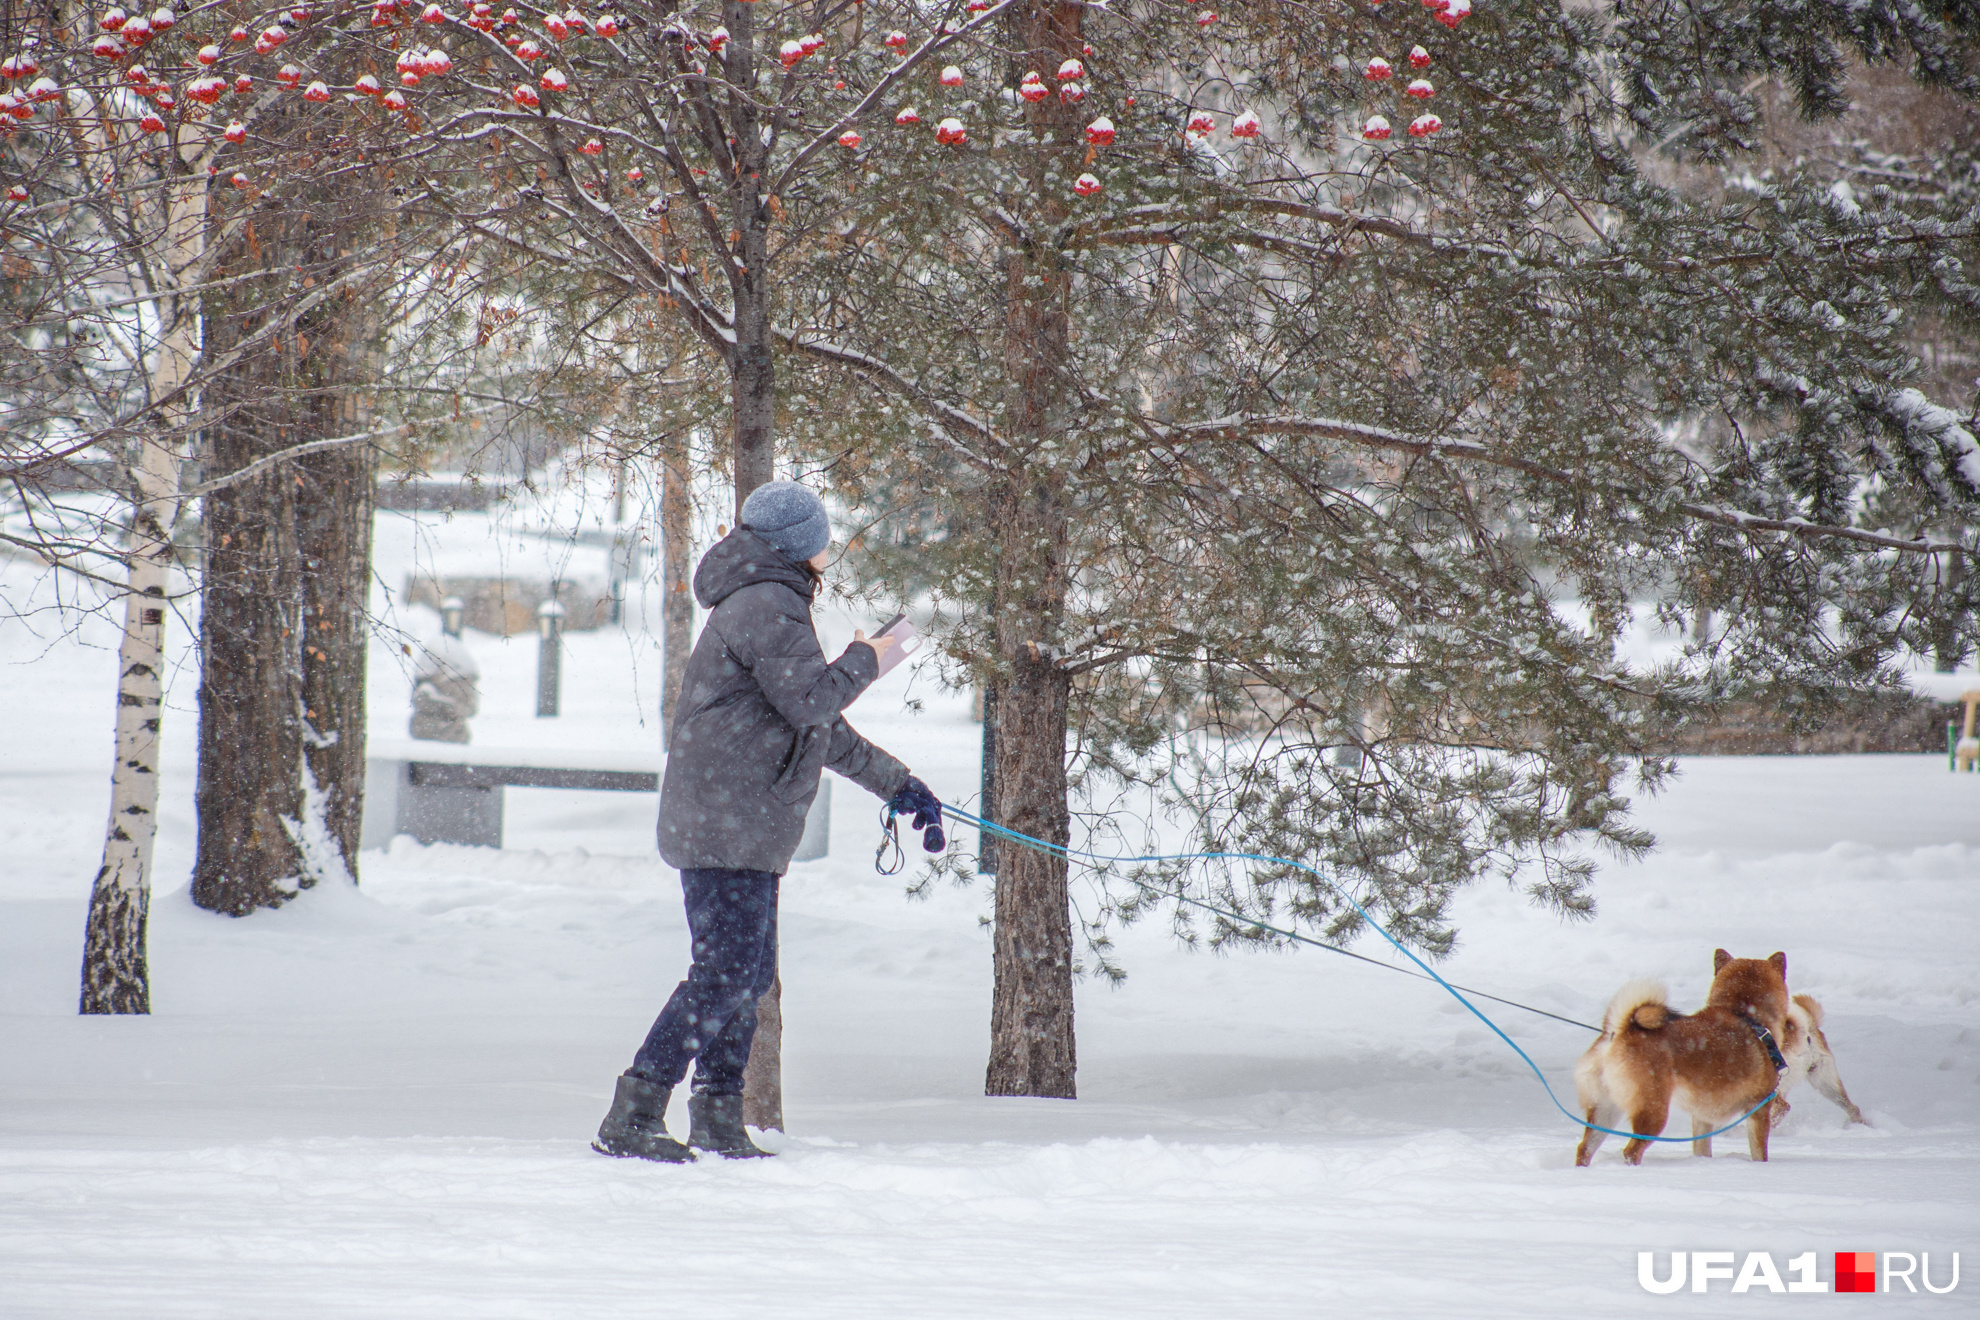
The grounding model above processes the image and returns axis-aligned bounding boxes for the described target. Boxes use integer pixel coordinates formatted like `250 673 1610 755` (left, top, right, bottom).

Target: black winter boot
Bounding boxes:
593 1073 695 1162
688 1093 773 1158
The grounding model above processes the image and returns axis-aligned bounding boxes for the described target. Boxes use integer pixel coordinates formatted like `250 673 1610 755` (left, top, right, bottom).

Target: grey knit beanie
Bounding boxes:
739 481 831 562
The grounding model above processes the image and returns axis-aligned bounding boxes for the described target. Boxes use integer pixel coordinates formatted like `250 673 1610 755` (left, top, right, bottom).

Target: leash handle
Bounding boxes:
873 806 905 876
943 802 1781 1147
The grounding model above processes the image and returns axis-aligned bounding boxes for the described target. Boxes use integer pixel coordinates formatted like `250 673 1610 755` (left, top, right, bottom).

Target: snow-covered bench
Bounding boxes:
360 739 831 859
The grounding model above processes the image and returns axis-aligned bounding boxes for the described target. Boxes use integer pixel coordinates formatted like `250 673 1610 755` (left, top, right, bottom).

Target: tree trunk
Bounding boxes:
659 434 695 737
294 286 379 879
716 0 782 1126
984 481 1077 1098
1933 546 1967 672
190 339 308 916
740 973 785 1131
192 116 388 910
79 444 178 1014
982 0 1083 1098
731 335 775 513
724 0 776 515
80 176 205 1013
726 192 784 1125
295 431 376 878
731 352 783 1122
978 682 998 875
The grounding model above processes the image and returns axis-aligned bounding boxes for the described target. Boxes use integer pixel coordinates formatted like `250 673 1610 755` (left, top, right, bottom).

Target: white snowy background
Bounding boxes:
2 489 1975 1317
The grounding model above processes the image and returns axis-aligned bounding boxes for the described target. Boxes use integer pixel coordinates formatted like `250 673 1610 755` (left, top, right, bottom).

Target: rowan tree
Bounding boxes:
365 0 1027 1121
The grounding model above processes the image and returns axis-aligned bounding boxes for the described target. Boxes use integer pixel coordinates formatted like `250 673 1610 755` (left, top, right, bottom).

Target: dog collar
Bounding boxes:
1739 1012 1788 1073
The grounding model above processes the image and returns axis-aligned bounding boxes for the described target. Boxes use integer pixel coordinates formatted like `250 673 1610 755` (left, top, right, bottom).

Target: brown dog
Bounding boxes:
1574 950 1790 1166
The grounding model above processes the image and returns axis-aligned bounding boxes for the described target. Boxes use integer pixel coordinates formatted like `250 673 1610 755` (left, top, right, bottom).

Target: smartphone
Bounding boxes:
868 612 922 679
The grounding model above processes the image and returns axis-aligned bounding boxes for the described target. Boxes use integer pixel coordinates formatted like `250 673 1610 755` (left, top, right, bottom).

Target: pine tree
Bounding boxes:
775 0 1980 1095
18 0 1966 1098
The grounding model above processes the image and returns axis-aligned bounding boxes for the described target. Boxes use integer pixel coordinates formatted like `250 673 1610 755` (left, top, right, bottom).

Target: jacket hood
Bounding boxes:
694 528 816 610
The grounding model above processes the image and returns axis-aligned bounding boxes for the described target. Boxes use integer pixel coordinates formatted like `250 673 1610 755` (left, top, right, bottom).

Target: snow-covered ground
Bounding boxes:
2 506 1976 1317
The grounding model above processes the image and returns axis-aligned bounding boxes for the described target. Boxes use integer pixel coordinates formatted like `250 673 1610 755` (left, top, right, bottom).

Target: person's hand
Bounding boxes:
888 775 946 852
854 629 898 660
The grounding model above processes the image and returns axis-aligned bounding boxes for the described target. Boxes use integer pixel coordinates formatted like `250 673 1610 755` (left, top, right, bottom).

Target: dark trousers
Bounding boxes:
630 867 779 1096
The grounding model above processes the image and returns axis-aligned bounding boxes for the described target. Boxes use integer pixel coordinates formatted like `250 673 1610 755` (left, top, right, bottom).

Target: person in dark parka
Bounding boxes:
594 481 944 1163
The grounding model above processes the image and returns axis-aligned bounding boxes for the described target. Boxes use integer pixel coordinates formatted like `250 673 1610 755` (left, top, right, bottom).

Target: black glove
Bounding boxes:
888 775 946 853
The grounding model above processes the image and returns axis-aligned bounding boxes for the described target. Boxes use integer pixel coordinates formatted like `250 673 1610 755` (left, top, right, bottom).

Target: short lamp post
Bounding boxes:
440 594 465 639
536 596 566 718
608 531 631 625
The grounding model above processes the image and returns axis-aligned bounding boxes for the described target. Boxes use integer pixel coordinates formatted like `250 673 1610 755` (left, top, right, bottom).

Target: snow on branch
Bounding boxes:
772 0 1022 197
1880 387 1980 499
1164 413 1580 486
1164 414 1964 555
1671 503 1963 553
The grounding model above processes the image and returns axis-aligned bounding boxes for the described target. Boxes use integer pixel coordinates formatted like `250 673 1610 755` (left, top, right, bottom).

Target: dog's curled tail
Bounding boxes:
1605 979 1672 1033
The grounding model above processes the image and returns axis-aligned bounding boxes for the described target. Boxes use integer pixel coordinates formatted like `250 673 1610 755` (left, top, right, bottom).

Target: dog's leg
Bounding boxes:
1808 1048 1869 1125
1746 1106 1771 1162
1691 1117 1713 1158
1576 1106 1608 1167
1623 1100 1668 1166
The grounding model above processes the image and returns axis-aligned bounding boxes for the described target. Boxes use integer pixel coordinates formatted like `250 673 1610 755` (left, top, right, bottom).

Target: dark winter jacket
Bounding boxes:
657 529 909 873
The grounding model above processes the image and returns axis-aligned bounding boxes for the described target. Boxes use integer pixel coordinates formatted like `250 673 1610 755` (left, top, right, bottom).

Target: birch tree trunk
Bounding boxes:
78 436 181 1015
79 176 205 1014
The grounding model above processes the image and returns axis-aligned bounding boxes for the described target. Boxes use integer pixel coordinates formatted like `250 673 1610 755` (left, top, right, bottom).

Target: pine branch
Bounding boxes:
181 403 507 500
1673 503 1965 554
1163 413 1966 554
778 328 1002 466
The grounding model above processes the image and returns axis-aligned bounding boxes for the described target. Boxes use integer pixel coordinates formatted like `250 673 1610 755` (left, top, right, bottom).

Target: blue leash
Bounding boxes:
938 803 1779 1145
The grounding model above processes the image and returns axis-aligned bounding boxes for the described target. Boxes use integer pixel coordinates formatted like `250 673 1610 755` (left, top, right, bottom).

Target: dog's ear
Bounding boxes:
1769 951 1787 978
1713 948 1733 973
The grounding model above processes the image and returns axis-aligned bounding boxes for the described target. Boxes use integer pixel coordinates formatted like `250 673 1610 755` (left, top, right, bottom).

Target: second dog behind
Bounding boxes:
1775 992 1869 1127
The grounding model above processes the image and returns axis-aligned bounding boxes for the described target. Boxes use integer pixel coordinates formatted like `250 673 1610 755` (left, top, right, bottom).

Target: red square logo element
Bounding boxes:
1835 1252 1877 1294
